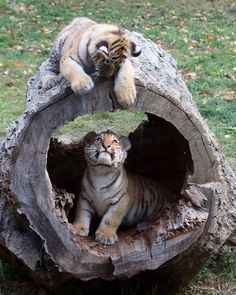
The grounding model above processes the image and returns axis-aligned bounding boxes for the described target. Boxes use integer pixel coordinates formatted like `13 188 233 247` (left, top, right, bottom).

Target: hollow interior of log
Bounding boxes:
47 113 193 223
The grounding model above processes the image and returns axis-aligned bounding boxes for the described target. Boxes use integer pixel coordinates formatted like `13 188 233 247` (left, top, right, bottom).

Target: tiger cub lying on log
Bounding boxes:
41 17 141 106
73 130 174 245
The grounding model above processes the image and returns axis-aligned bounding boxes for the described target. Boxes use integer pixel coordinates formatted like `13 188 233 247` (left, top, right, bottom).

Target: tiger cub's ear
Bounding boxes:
96 40 109 55
83 131 97 145
130 41 142 57
119 136 131 151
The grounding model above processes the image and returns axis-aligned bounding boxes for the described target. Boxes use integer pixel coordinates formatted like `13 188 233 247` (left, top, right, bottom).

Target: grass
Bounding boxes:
58 111 146 140
178 245 236 295
0 0 236 294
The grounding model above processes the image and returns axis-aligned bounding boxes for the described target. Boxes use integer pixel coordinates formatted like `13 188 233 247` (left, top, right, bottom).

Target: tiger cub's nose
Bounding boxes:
102 143 111 150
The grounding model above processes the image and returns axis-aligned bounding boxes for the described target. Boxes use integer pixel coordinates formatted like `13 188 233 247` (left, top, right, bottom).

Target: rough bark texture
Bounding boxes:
0 31 236 292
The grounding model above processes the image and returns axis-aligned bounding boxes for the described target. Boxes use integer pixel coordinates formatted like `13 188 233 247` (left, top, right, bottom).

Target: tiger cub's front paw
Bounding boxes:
71 76 94 95
95 228 118 246
114 80 136 107
73 223 89 237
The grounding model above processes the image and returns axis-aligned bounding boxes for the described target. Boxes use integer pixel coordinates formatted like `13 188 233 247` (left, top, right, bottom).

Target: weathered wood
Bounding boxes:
228 230 236 245
0 30 236 292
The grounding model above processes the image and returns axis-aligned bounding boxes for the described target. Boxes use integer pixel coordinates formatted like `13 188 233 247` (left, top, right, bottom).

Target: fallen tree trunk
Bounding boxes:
0 31 236 293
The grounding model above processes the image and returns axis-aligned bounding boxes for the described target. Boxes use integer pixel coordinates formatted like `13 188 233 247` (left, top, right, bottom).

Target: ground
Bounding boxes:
0 0 236 294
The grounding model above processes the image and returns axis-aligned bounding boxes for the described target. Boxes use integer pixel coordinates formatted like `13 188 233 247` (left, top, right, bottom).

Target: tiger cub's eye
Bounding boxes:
96 137 102 142
112 139 118 144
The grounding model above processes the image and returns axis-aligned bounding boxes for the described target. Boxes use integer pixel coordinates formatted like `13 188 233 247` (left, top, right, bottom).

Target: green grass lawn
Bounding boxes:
0 0 236 294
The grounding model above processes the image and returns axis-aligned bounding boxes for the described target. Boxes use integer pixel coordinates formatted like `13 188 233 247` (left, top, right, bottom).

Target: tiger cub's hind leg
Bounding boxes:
136 220 156 232
39 56 60 91
114 59 136 107
40 73 60 91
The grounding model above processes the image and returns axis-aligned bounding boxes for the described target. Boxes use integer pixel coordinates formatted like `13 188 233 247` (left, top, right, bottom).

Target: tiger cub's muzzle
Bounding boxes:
96 147 115 161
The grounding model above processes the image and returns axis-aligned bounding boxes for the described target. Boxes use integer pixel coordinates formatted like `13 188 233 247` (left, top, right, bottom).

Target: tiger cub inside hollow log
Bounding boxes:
41 17 141 106
73 130 174 245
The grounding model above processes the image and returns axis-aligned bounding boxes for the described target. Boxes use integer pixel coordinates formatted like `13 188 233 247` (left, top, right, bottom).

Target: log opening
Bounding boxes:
47 112 194 221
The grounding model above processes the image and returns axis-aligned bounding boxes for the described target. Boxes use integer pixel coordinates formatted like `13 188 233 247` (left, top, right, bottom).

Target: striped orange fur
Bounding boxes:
73 130 173 245
41 17 141 106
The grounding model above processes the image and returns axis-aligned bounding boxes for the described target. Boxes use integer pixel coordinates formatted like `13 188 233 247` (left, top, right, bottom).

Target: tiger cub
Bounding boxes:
73 130 172 245
41 17 141 106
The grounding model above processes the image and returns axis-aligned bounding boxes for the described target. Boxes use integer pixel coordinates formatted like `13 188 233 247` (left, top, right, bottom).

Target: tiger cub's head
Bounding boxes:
89 28 141 78
83 130 131 168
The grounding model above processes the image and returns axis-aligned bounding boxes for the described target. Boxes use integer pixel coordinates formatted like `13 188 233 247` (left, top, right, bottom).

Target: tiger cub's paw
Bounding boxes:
114 80 136 107
73 223 89 237
71 76 94 95
95 229 118 246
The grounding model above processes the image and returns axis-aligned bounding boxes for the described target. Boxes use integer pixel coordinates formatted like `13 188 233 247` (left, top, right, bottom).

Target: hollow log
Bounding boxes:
0 31 236 293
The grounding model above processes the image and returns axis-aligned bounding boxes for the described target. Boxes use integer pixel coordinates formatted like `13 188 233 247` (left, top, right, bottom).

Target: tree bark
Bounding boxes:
0 31 236 292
